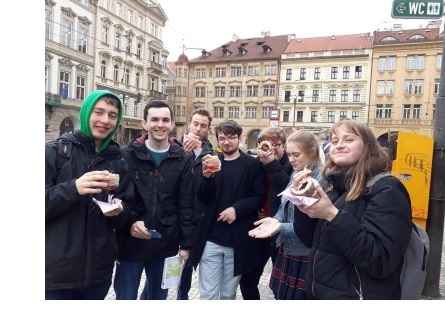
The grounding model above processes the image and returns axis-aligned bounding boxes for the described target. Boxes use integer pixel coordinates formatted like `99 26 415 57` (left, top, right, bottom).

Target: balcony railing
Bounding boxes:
45 92 61 106
147 90 167 100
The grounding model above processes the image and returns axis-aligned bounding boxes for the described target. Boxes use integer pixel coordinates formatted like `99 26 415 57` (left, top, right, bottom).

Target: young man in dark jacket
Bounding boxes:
45 90 134 300
190 119 265 299
113 100 195 300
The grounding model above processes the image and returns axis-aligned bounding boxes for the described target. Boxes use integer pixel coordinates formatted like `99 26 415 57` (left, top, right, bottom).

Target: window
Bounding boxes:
45 9 51 39
413 104 421 119
114 65 119 81
123 101 128 115
246 86 258 97
298 90 304 102
126 37 132 53
386 80 394 94
136 72 140 88
229 86 241 97
340 111 347 119
80 0 90 7
195 87 205 97
377 80 394 95
214 106 224 118
262 107 271 118
284 90 291 102
134 104 139 117
196 68 206 78
296 111 303 122
351 111 359 120
245 107 257 118
405 80 413 94
385 104 392 118
314 67 321 80
228 107 240 118
329 90 336 102
151 22 158 37
435 78 440 94
45 66 50 92
215 86 226 97
377 81 385 95
103 0 109 10
353 90 361 102
138 16 143 29
265 64 276 75
124 68 129 84
137 43 141 58
102 26 108 44
355 66 362 79
406 55 425 70
327 111 335 123
436 54 442 69
414 80 423 94
331 67 338 79
312 90 319 102
61 19 73 47
341 90 348 102
263 85 275 96
283 111 289 122
403 104 411 119
78 27 88 53
128 9 133 23
343 66 350 79
247 66 259 76
300 68 306 80
311 111 318 122
59 71 70 97
286 69 292 80
376 104 383 118
116 2 122 17
76 75 86 100
101 60 106 78
115 33 121 49
378 56 396 71
216 67 226 77
231 66 242 76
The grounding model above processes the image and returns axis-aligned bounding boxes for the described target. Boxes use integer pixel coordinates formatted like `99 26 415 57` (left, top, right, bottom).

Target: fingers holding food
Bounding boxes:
258 141 273 156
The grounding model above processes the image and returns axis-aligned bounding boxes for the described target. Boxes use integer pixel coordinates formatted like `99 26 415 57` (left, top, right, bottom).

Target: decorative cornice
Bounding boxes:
78 16 92 26
61 7 77 19
114 24 125 33
100 17 112 27
45 0 56 8
45 52 53 62
58 58 74 68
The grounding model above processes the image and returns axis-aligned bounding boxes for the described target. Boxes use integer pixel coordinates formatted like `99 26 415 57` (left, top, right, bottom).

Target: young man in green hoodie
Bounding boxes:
45 90 134 299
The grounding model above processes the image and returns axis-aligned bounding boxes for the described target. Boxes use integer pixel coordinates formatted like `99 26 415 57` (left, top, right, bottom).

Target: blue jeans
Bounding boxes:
113 258 167 300
45 278 111 300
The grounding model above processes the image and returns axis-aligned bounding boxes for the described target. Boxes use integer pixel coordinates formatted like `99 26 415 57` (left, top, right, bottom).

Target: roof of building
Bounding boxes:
373 27 442 45
284 33 372 54
188 33 293 63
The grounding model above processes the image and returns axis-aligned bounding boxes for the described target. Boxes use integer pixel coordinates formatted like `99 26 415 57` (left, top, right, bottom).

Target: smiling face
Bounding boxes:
142 106 174 145
89 98 119 146
329 124 364 168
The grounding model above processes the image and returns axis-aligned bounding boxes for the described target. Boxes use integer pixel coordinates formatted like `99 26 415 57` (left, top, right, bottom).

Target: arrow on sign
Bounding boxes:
396 3 407 13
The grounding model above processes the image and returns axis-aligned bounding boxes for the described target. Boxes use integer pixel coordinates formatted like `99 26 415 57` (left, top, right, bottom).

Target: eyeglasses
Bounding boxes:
271 143 282 149
217 135 238 143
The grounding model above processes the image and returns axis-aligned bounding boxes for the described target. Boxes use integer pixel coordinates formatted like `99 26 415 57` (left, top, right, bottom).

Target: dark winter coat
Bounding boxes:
190 150 266 276
45 131 134 290
293 172 412 299
116 134 195 261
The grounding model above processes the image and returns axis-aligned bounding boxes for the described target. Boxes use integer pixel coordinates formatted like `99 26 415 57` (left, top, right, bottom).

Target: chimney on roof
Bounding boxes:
288 34 296 42
393 23 402 31
232 34 239 42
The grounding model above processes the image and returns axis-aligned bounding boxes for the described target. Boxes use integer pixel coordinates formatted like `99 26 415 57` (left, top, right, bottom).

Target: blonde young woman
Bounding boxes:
249 130 326 299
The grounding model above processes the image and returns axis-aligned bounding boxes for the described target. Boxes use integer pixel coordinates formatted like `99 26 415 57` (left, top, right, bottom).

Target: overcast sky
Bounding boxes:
159 0 441 62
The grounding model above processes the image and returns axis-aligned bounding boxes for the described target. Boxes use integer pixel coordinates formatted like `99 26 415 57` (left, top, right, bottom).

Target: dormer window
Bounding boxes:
408 34 426 40
262 45 271 53
238 47 246 55
222 48 231 57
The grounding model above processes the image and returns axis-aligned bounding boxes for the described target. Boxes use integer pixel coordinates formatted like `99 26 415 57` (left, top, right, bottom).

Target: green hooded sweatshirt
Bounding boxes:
79 90 123 154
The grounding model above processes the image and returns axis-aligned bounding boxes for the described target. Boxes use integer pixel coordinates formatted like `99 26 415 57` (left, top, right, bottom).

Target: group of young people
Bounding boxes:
45 89 413 300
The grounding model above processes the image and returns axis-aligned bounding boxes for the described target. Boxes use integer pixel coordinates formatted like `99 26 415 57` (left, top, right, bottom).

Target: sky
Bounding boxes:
159 0 442 62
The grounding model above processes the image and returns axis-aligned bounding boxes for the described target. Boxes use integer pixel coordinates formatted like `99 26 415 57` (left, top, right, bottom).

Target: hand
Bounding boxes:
178 249 189 264
217 206 236 224
257 147 274 164
75 170 109 195
130 221 151 240
248 217 281 238
296 179 338 221
202 155 219 178
103 202 123 217
183 139 196 154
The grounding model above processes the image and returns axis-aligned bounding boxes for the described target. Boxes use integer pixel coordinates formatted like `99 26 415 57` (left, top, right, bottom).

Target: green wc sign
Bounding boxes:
391 0 444 18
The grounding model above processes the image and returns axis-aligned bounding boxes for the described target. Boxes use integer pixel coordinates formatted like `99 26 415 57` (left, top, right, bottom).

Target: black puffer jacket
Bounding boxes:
293 172 412 299
116 134 195 261
45 131 134 290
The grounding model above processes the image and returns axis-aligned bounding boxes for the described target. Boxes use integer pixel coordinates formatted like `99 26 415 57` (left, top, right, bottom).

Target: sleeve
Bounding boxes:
45 142 82 222
178 157 196 249
324 179 412 279
293 207 318 248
